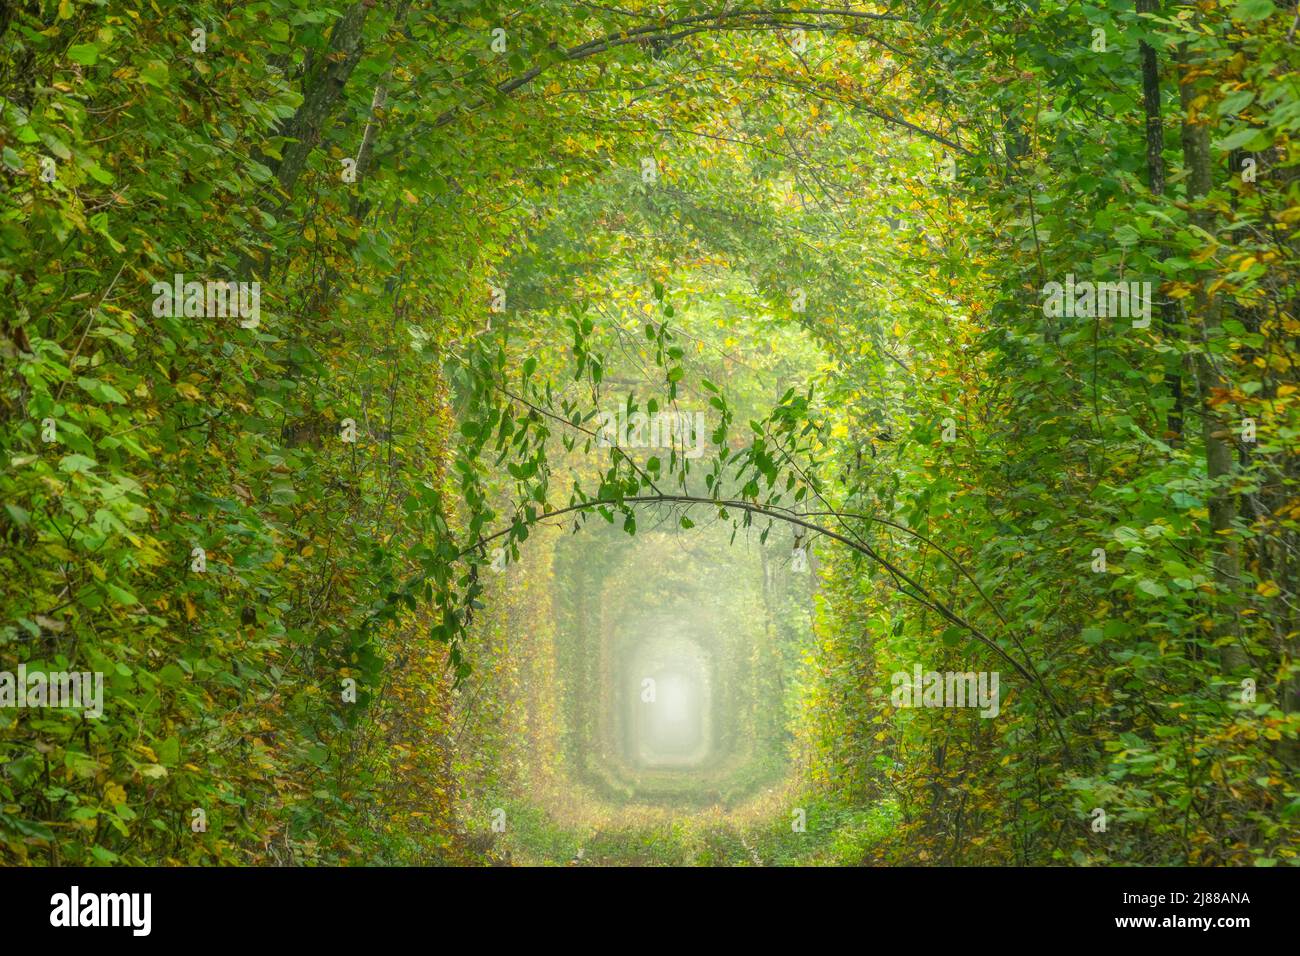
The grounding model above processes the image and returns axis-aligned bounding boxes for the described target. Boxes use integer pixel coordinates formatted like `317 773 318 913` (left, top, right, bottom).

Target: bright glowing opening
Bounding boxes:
623 633 713 771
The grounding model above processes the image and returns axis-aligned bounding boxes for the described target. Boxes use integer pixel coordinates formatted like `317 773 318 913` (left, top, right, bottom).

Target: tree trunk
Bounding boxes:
1177 40 1247 671
1137 0 1183 442
272 2 373 199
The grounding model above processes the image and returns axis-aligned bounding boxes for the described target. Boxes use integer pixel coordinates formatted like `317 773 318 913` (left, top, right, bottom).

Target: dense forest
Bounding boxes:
1 0 1297 868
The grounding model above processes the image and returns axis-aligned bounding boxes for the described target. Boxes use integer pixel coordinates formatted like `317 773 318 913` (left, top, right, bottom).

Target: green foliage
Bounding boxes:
1 0 1296 867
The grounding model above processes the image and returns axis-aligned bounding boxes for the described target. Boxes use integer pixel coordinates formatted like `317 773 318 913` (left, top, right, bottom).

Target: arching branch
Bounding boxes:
459 491 1069 728
385 7 950 154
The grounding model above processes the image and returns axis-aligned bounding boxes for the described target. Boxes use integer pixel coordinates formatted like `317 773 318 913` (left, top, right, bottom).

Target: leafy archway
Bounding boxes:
2 1 1297 867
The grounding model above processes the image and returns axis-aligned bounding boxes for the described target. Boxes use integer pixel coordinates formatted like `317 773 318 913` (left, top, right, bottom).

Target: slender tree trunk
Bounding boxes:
236 2 375 283
1137 0 1184 442
271 2 373 199
1177 40 1247 670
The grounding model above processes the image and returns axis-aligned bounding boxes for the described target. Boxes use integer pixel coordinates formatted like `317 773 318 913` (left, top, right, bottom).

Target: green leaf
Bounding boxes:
139 60 169 88
103 582 138 606
67 43 99 65
1232 0 1277 22
1136 579 1169 598
1214 126 1265 152
77 377 127 404
58 454 97 474
4 503 31 527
